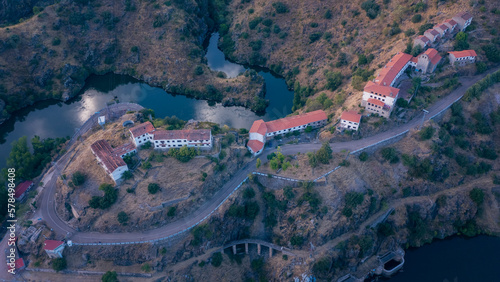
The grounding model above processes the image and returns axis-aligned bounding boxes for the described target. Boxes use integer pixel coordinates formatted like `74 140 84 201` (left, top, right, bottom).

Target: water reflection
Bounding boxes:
205 33 245 78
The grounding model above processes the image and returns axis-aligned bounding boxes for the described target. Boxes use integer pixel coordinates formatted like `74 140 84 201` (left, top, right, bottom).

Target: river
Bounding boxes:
0 32 293 167
385 235 500 282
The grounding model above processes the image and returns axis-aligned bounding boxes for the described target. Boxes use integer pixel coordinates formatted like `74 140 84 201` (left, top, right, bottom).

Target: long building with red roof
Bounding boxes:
448 50 477 65
129 122 212 150
91 140 136 182
14 181 33 201
247 110 327 156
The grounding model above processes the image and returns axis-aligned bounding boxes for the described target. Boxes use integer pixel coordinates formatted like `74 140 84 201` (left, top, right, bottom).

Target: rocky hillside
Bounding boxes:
0 0 267 124
220 0 500 112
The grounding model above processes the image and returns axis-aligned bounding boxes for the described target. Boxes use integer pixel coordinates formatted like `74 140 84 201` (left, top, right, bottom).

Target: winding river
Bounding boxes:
0 33 293 168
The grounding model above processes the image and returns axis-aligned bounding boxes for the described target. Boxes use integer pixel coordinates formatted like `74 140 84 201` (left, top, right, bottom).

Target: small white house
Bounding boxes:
98 116 106 126
448 50 477 66
339 111 362 131
43 240 65 258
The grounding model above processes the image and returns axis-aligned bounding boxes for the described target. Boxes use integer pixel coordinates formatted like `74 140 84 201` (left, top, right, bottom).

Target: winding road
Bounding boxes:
37 68 499 245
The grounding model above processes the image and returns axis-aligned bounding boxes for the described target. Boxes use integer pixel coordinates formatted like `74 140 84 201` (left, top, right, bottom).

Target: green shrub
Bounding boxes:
52 37 61 46
469 188 484 206
211 252 223 267
381 147 399 163
101 271 118 282
248 17 262 29
359 152 369 161
148 183 160 194
377 222 394 237
51 258 66 272
411 14 422 23
419 126 435 140
141 263 151 272
194 66 204 75
361 0 380 19
290 235 304 246
72 171 86 186
88 184 118 209
272 2 289 13
167 206 176 216
117 211 129 225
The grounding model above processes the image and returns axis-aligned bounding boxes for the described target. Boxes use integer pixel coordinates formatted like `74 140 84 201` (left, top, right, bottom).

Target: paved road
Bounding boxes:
37 68 499 244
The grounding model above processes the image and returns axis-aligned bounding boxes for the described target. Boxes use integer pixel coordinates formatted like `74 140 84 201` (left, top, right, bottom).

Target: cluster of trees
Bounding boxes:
88 184 118 209
152 116 186 130
262 189 288 227
342 191 364 217
227 201 260 220
267 149 291 171
464 70 500 101
361 0 380 19
297 181 322 213
306 92 333 111
307 142 333 167
166 146 198 162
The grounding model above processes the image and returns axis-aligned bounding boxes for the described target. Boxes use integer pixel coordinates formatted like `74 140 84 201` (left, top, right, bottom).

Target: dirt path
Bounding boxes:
36 67 499 245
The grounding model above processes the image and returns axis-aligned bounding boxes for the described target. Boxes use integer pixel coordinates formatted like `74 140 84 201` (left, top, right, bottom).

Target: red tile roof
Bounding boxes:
249 119 267 135
449 50 477 58
423 48 442 65
112 143 136 156
152 129 211 141
91 140 127 173
15 258 25 269
455 11 472 21
410 57 418 63
374 52 413 86
265 110 327 133
247 140 264 153
364 81 400 98
340 111 361 123
436 24 449 31
43 240 64 251
15 181 33 199
129 122 155 138
444 19 457 26
367 98 385 107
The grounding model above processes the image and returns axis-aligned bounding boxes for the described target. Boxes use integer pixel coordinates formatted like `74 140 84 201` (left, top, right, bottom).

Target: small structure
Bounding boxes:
90 140 136 182
14 181 34 202
43 240 65 258
413 35 430 49
377 250 405 277
416 48 442 74
98 116 106 126
448 50 477 66
247 110 328 156
339 111 362 131
452 11 473 31
424 29 440 43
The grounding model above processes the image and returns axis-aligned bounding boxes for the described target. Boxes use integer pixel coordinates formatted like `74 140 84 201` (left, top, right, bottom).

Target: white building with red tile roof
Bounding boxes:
373 52 414 87
453 11 473 31
416 48 442 74
152 129 212 149
14 181 33 202
339 111 362 131
413 35 431 49
129 122 212 150
443 19 458 33
90 140 136 182
366 98 386 116
434 24 449 37
43 240 65 258
424 29 440 43
448 50 477 65
247 110 327 156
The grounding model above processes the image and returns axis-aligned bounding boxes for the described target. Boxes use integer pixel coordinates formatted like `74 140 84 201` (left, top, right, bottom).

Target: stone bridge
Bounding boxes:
220 239 296 257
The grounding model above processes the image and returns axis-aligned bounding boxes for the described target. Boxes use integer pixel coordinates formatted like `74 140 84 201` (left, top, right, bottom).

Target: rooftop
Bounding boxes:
364 81 400 98
417 35 430 43
340 111 361 123
444 18 458 26
91 140 128 173
249 119 267 135
455 11 473 21
374 52 413 87
423 48 442 65
247 140 264 153
14 181 33 199
265 110 327 133
426 29 439 36
129 121 155 138
43 240 65 251
449 50 477 58
367 98 385 107
152 129 211 141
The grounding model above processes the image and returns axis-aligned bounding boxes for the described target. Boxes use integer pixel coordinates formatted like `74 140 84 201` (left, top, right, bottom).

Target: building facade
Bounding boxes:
339 111 362 131
416 48 442 74
452 11 473 31
448 50 477 65
424 29 440 43
247 110 328 156
129 122 212 150
413 35 430 49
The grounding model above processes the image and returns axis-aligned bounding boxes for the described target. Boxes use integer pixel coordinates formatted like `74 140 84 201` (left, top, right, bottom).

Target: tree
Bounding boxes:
211 252 223 267
454 32 469 51
117 211 129 225
359 152 369 161
51 258 67 272
102 271 118 282
121 170 133 180
148 183 160 194
316 143 333 164
272 2 289 13
469 188 484 206
325 71 343 91
72 171 86 186
256 158 261 168
361 0 380 19
88 184 118 209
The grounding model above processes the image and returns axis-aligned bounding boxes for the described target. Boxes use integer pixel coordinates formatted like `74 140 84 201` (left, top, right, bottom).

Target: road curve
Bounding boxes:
38 68 499 244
